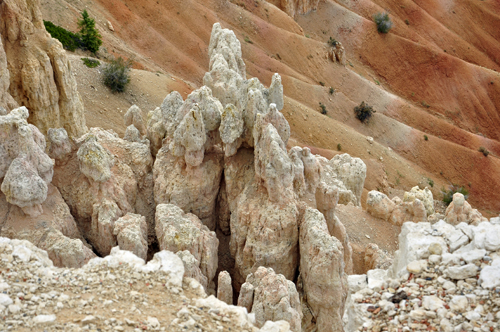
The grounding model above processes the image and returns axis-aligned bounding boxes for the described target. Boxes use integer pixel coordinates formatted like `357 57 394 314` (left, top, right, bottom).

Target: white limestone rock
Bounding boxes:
0 107 54 216
366 191 395 221
124 105 146 135
77 135 115 183
403 186 435 216
445 264 479 280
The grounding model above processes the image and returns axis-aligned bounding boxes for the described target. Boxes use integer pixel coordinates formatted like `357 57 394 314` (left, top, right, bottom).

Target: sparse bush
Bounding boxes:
44 20 81 51
81 58 100 68
441 184 469 206
78 10 102 54
373 12 393 34
319 103 327 115
328 37 338 47
319 81 325 86
427 178 434 188
329 87 335 95
102 57 132 93
337 143 342 151
478 146 490 157
354 101 375 123
424 135 428 141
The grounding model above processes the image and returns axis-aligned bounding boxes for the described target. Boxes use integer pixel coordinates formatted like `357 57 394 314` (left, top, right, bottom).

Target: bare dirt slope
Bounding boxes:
39 0 500 218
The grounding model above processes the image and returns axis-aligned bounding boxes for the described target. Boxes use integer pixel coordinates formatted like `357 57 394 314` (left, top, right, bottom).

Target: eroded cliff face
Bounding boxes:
0 0 87 137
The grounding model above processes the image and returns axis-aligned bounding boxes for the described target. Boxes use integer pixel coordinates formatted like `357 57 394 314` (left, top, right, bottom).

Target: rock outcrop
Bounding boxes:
0 0 87 137
51 127 155 254
367 188 440 226
238 267 302 332
299 208 348 332
329 42 347 66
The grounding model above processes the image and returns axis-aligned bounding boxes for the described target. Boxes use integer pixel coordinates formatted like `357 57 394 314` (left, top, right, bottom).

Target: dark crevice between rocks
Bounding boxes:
213 175 239 305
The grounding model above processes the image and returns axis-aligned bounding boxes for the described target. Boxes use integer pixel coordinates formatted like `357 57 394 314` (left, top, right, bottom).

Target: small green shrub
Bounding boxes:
354 101 375 123
244 36 253 44
427 178 434 188
44 20 81 51
405 19 410 25
478 146 490 157
328 37 338 47
319 103 327 115
319 81 325 86
102 57 132 93
81 58 100 68
329 87 335 95
373 12 393 34
421 101 430 108
337 143 342 151
78 10 102 54
424 135 428 141
441 184 469 206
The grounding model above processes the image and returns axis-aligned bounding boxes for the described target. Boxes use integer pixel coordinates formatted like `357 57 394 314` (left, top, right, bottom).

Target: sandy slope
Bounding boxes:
40 0 500 216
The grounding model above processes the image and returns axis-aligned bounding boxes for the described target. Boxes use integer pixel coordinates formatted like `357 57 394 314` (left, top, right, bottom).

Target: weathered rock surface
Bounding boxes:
176 250 208 289
299 208 348 332
445 193 487 225
155 204 219 286
329 42 346 65
124 105 146 136
238 267 302 332
403 186 435 216
0 183 94 267
52 128 155 249
153 146 223 230
217 271 233 305
366 190 395 221
0 0 87 137
0 107 54 217
113 213 148 261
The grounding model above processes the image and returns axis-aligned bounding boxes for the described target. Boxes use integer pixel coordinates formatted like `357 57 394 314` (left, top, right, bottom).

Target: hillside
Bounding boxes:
39 0 500 216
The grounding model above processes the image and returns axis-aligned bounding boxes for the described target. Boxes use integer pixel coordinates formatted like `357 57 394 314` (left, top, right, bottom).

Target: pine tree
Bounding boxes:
78 10 102 54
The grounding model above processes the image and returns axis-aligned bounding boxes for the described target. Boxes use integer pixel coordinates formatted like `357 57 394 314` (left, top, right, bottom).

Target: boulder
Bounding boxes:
0 107 54 217
445 193 487 225
113 213 148 260
155 204 218 285
238 267 302 332
403 186 435 216
176 250 208 290
124 105 146 136
366 191 395 221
